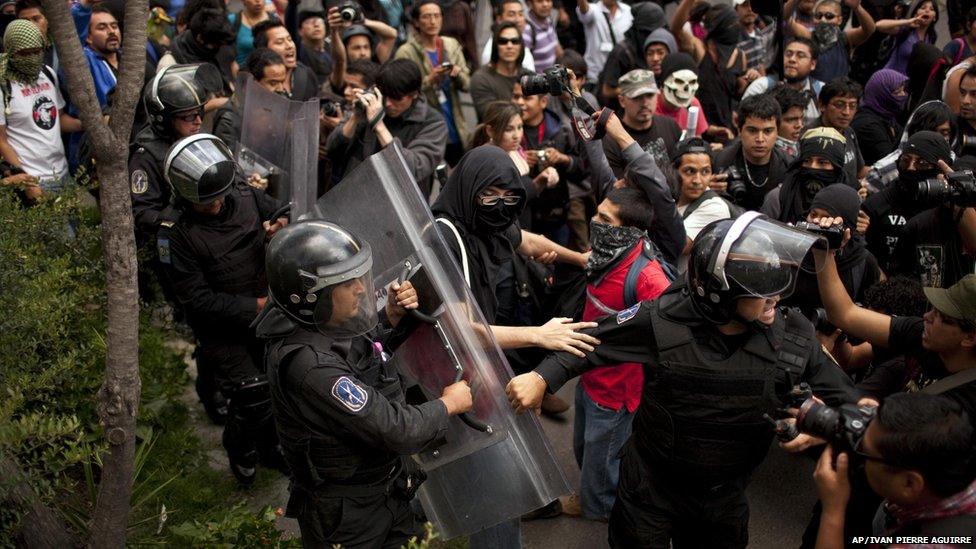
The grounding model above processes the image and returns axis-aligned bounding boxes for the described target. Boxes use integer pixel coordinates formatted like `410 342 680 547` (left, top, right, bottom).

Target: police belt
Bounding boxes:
300 460 401 498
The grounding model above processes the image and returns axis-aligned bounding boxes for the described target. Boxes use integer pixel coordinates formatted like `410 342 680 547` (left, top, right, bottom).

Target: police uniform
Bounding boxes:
533 280 859 548
257 220 451 548
130 125 176 245
259 311 448 548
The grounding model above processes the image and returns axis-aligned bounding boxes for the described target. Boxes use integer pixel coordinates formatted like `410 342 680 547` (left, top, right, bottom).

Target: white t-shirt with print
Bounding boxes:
0 67 68 180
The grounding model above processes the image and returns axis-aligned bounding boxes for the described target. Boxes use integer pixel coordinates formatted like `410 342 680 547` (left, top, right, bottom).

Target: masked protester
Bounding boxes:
0 19 80 199
783 184 883 317
767 127 848 224
863 130 953 276
788 0 877 84
851 69 909 165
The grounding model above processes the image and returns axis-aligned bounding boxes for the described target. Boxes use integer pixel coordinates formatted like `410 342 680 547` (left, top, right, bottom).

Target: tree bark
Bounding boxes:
40 1 148 546
0 456 77 547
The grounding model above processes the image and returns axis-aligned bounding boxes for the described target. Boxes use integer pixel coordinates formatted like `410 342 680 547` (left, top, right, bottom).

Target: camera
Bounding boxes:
521 64 572 96
724 165 747 203
535 149 548 165
339 1 363 23
793 221 845 249
960 134 976 156
440 62 453 72
788 384 876 454
321 100 342 118
916 170 976 208
354 85 378 113
811 307 836 334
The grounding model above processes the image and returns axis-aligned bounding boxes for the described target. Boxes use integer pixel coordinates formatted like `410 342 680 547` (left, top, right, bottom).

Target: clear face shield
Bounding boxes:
301 246 379 338
156 63 223 106
164 135 237 203
715 214 824 301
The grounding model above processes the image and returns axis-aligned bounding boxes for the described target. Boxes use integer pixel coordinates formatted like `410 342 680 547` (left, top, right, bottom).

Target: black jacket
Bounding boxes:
851 107 901 166
712 139 793 211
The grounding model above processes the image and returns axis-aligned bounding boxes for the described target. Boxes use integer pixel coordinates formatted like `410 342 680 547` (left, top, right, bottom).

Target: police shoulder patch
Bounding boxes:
331 376 369 412
130 169 149 194
616 303 640 324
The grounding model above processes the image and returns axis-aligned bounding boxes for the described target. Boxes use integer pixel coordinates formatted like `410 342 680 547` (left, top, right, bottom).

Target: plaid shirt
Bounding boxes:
737 17 777 71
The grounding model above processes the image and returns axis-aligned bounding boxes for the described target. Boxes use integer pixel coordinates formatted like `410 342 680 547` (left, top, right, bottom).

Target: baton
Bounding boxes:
399 263 493 434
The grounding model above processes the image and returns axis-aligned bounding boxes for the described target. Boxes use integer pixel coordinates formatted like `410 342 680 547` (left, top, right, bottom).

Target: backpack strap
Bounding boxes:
40 65 57 88
682 189 718 220
952 38 966 66
623 249 651 308
435 217 469 286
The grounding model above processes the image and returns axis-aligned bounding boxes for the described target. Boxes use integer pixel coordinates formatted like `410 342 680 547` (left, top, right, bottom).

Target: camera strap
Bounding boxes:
921 367 976 396
572 107 612 142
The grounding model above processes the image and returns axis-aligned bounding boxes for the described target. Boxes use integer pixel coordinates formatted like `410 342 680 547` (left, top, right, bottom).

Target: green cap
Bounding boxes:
923 274 976 322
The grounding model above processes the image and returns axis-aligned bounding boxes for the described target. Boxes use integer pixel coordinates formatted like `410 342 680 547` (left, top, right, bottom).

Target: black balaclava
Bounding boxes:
896 130 953 197
625 3 665 60
778 128 848 223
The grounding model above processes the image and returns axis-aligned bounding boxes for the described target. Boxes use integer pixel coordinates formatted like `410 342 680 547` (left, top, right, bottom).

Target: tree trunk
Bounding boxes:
40 1 148 546
0 456 77 547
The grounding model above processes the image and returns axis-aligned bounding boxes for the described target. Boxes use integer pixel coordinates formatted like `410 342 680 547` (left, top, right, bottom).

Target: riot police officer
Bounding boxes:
130 63 221 244
507 212 861 548
160 134 289 485
256 220 474 548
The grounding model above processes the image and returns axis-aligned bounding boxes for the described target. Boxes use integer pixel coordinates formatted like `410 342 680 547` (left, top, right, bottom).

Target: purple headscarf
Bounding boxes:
861 69 909 123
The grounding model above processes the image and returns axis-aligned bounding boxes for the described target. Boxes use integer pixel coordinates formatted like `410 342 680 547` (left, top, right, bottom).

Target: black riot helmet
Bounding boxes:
265 220 378 338
144 63 222 129
164 134 237 204
686 211 823 324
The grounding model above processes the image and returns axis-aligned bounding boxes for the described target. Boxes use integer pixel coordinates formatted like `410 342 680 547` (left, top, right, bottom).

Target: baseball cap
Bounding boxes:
924 274 976 323
618 70 658 98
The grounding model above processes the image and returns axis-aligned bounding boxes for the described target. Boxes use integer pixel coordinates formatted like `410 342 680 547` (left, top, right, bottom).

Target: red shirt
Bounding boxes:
580 242 670 412
656 96 709 137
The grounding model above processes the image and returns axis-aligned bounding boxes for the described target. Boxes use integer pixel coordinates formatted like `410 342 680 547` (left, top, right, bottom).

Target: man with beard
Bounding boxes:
252 19 318 102
713 94 791 211
862 131 954 276
602 69 680 177
742 37 824 128
80 6 118 106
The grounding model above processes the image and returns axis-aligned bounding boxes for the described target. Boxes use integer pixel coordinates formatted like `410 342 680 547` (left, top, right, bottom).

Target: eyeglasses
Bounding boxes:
497 37 522 46
814 12 838 20
479 194 522 206
173 108 204 123
896 155 935 172
828 101 858 112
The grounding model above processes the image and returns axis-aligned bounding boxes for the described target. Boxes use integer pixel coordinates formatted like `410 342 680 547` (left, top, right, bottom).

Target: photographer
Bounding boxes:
326 58 447 195
394 0 470 165
815 223 976 420
862 131 955 276
812 393 976 548
602 69 680 177
713 94 791 211
864 100 956 195
891 155 976 289
519 90 584 243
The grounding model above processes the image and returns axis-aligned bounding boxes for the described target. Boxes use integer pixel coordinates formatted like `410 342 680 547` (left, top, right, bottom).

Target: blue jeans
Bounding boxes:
573 383 634 520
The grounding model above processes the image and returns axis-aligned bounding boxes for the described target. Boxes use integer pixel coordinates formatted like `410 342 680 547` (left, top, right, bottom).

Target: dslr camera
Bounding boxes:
959 134 976 157
793 221 845 249
321 100 342 118
723 165 747 203
788 384 876 454
339 1 364 23
916 170 976 208
520 64 571 97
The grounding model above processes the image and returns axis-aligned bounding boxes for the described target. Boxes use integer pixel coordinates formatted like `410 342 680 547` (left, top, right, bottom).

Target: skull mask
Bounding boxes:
663 69 699 109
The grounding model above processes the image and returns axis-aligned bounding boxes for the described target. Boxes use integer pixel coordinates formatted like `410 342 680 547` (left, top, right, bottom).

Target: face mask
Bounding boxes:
474 201 518 233
9 51 43 82
663 69 699 108
798 167 840 201
586 220 645 277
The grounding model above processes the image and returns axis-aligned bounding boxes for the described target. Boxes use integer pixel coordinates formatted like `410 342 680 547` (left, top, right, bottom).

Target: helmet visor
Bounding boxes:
155 63 222 109
165 136 236 203
313 272 379 338
724 218 823 300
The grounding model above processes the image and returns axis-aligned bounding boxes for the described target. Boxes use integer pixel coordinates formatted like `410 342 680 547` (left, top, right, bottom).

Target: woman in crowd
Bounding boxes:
470 22 529 121
876 0 939 76
851 69 909 166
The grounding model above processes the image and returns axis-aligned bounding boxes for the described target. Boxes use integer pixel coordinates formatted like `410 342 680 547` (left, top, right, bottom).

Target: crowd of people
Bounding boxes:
5 0 976 547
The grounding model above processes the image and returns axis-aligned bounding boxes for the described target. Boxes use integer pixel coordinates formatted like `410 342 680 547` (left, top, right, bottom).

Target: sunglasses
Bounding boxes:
814 12 838 20
173 108 204 123
497 36 522 46
479 194 521 206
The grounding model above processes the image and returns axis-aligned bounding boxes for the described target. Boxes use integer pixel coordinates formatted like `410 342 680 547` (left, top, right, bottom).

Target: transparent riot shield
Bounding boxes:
307 145 571 539
236 74 319 219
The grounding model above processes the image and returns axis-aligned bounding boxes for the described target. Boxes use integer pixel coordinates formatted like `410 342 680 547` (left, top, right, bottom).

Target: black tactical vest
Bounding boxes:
632 292 813 482
266 328 403 490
